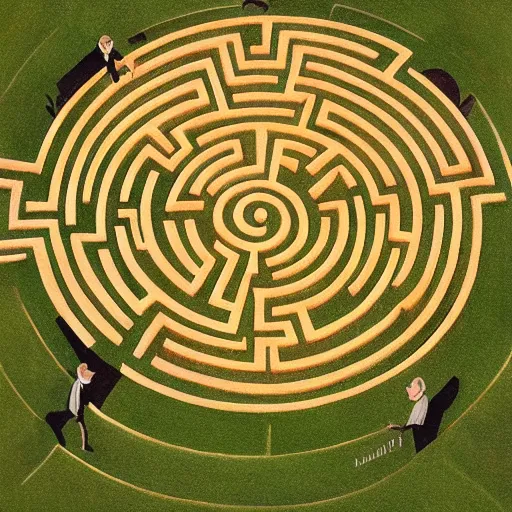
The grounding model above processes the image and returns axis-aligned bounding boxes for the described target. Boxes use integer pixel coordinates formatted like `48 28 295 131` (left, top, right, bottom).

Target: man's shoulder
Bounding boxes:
412 395 428 410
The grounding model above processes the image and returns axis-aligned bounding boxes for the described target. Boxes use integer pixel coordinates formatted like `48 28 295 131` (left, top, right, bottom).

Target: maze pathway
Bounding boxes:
0 16 506 415
0 294 413 506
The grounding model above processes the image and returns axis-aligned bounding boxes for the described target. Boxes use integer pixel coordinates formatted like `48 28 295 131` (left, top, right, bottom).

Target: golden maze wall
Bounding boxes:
0 16 505 412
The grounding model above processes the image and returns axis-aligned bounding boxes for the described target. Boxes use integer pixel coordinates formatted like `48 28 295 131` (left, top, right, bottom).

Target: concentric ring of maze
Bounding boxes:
0 16 505 412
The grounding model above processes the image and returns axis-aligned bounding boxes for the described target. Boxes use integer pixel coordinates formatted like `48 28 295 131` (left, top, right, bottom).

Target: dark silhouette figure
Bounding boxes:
242 0 269 12
412 376 460 452
46 362 96 451
55 316 122 409
128 32 148 45
46 36 128 117
422 69 476 118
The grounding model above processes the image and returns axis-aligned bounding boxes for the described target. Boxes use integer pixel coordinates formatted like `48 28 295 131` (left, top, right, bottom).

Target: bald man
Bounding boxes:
53 35 132 112
46 363 96 452
96 35 126 84
388 376 459 453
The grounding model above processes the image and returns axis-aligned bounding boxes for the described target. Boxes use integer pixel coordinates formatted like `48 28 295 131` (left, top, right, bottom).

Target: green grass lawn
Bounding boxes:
0 0 511 510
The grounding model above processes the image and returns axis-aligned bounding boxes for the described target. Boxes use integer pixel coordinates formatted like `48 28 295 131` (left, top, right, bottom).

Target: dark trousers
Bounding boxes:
46 409 89 448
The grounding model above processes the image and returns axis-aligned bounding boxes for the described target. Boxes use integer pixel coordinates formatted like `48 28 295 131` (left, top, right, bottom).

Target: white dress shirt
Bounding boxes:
406 394 428 426
68 371 92 416
98 42 110 62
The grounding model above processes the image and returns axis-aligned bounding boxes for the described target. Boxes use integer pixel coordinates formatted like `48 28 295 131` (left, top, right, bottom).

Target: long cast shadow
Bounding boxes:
55 316 122 409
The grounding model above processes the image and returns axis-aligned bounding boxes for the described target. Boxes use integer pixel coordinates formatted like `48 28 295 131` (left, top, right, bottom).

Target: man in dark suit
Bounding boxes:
54 316 123 408
45 317 123 452
46 363 96 452
47 35 133 116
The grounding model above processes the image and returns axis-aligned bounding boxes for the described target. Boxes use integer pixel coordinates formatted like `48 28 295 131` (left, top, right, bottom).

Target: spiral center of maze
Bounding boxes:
1 16 505 412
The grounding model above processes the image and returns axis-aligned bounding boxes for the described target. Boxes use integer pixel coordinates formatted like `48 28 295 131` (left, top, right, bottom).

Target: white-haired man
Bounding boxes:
388 376 459 453
388 376 429 452
46 363 95 452
97 35 131 84
50 35 134 115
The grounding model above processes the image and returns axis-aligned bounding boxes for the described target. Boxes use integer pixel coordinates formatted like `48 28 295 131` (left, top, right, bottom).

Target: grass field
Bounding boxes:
0 1 511 510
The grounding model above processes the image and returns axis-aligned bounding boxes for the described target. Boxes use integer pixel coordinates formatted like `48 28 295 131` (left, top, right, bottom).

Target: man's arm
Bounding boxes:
112 49 124 61
388 423 417 432
112 49 135 75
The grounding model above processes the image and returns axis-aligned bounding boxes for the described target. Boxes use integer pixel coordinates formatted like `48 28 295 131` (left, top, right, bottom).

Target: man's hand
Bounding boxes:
126 58 137 77
387 424 400 430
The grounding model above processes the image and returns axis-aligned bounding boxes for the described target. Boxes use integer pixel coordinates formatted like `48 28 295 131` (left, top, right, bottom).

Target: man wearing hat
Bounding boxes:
45 363 96 452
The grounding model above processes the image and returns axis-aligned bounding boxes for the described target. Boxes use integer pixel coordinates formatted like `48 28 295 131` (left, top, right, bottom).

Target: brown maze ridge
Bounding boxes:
0 17 506 412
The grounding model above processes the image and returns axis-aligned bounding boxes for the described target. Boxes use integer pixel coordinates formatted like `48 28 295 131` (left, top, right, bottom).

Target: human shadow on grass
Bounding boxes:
45 36 134 118
388 376 460 454
45 317 122 452
422 69 475 118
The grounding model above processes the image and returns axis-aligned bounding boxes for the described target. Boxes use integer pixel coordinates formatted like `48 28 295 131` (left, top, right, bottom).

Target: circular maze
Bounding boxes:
0 16 505 412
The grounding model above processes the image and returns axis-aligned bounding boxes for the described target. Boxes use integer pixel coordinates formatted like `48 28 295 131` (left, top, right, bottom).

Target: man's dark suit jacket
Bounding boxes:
56 317 122 410
56 45 124 108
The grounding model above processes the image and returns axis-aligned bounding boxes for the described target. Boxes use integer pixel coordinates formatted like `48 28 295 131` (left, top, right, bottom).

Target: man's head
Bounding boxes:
77 363 95 383
99 35 114 54
406 377 426 401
